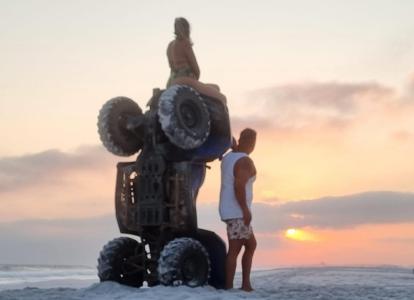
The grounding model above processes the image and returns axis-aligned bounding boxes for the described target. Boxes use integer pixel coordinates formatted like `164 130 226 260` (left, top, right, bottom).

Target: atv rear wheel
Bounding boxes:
195 229 226 289
97 237 145 287
158 85 210 150
158 237 210 287
98 97 144 156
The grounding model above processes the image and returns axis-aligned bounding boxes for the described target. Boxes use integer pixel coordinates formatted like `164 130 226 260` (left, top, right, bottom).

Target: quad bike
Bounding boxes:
96 84 231 288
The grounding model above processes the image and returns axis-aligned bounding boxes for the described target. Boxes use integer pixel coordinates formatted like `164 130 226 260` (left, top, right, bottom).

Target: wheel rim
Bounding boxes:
98 97 143 156
116 245 144 284
117 112 141 141
120 256 144 278
175 96 208 140
181 252 208 286
179 101 200 129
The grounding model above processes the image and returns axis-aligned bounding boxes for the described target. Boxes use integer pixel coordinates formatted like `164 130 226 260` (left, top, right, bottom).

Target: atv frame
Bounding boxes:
97 85 231 288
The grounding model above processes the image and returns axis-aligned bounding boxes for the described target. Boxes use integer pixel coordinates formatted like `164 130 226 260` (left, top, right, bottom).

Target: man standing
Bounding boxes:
219 128 257 291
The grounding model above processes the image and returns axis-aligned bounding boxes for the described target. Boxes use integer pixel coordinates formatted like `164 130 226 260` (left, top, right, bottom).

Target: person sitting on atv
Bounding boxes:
166 17 227 104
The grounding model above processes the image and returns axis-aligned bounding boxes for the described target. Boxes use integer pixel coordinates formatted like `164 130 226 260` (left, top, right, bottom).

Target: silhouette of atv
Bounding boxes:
96 85 231 288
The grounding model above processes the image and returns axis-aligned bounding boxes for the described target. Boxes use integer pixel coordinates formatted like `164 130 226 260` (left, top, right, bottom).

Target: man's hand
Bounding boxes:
243 209 252 226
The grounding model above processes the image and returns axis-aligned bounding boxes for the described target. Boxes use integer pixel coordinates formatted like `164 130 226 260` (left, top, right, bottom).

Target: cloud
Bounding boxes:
1 190 414 265
259 81 391 112
2 143 414 226
253 191 414 232
243 81 395 129
0 145 117 192
0 146 122 221
0 215 118 266
234 77 414 138
198 191 414 233
391 130 413 142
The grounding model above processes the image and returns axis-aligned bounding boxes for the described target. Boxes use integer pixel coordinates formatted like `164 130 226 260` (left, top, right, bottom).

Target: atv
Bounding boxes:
96 84 231 288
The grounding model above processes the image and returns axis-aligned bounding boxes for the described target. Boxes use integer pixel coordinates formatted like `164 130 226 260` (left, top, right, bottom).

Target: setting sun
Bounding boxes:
285 228 319 242
286 228 297 237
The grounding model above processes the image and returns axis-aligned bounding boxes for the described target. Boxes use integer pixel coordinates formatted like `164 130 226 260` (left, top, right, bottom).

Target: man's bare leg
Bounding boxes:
241 233 257 292
225 239 243 289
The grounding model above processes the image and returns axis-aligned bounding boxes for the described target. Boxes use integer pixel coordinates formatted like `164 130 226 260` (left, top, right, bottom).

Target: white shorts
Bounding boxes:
225 218 253 240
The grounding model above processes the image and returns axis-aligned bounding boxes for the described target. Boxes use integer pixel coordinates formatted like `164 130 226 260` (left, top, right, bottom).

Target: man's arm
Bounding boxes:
234 157 255 225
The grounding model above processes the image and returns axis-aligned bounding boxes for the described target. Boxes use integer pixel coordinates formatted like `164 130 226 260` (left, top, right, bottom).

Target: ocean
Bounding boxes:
0 264 97 290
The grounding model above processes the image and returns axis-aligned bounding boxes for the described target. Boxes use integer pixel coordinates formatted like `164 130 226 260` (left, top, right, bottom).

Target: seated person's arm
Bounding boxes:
184 41 200 80
167 42 174 70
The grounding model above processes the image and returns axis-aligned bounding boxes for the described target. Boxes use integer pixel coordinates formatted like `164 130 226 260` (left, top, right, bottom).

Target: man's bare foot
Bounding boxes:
240 286 254 292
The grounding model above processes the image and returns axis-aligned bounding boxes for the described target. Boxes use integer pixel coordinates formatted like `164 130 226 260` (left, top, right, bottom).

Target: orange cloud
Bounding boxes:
228 76 414 201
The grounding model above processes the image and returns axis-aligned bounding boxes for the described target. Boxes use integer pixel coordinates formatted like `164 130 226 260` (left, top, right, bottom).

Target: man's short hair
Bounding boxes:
239 128 256 146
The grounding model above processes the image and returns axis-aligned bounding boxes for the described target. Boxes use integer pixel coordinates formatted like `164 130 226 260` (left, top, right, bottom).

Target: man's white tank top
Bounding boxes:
219 151 255 221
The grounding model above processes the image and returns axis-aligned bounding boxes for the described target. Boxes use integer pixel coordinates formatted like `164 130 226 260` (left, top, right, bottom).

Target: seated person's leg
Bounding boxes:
205 83 220 92
171 77 227 104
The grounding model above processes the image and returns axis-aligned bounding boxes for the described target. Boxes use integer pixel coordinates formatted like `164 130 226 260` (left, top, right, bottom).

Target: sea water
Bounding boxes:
0 264 97 290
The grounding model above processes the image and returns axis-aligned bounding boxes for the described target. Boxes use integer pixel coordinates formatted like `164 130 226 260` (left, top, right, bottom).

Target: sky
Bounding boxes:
1 0 414 268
